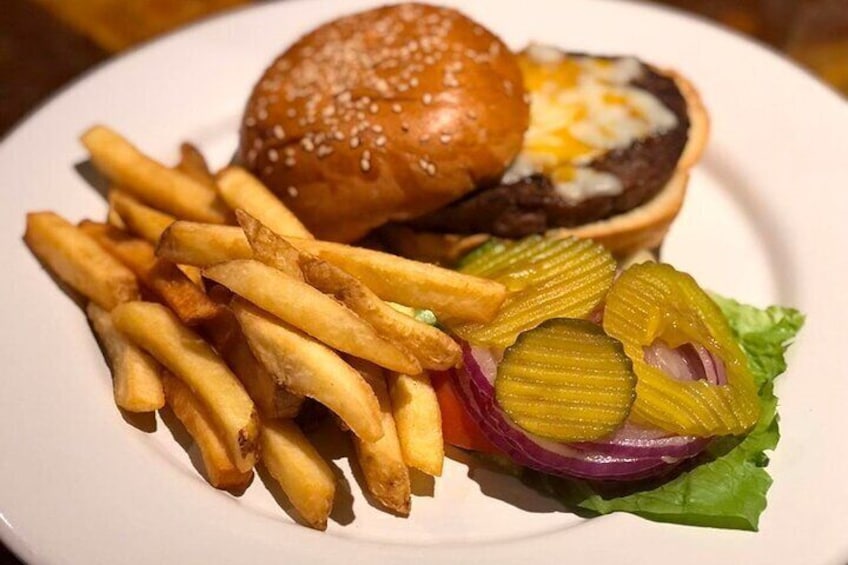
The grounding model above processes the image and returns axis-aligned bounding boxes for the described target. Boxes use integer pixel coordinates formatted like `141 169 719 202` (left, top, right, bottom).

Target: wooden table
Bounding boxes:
1 0 845 562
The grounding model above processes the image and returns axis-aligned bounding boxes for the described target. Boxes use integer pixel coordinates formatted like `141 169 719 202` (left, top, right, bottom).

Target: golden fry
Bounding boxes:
176 142 217 189
232 298 382 442
157 222 251 267
24 211 139 310
79 221 221 327
87 302 164 412
111 301 259 472
218 167 313 239
203 306 303 420
157 221 506 323
236 210 303 280
161 371 253 490
80 125 229 223
109 191 175 245
261 419 336 530
238 210 459 369
106 201 126 229
300 257 460 370
204 259 420 374
388 372 444 476
288 238 507 324
349 360 411 515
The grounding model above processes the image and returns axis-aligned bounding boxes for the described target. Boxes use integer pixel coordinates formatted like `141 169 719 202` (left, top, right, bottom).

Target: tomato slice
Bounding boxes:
431 370 500 455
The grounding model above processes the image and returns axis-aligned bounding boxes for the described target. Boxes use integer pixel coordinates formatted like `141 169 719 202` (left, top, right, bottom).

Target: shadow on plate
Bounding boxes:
447 446 567 514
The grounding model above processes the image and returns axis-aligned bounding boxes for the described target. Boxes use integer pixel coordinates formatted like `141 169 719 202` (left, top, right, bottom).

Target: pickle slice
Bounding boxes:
496 318 635 442
603 262 760 437
450 236 615 348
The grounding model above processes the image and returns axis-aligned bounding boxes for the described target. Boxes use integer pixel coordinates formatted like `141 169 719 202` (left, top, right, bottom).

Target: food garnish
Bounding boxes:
496 318 636 442
604 262 760 436
449 235 615 347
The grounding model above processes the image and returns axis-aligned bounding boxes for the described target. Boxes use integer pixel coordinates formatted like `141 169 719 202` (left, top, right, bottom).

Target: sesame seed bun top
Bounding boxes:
238 3 530 242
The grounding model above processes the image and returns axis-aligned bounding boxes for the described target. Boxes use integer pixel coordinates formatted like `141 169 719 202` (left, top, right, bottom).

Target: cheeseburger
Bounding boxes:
238 3 707 261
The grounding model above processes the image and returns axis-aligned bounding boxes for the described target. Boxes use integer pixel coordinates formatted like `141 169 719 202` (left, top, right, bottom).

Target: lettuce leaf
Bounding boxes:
522 297 804 531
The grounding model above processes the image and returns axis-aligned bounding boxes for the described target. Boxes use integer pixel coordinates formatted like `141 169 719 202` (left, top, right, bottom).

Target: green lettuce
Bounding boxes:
522 297 804 531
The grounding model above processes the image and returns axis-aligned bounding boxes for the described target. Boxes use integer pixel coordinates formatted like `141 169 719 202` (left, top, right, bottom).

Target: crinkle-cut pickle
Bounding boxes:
450 236 615 348
603 262 760 437
496 318 636 442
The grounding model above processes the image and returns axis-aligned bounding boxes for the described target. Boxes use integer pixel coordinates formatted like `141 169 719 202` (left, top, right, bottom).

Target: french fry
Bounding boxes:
80 125 229 223
388 372 444 477
290 239 507 324
79 221 221 327
349 360 411 515
235 210 303 281
86 303 164 412
111 301 259 472
161 371 253 490
24 212 140 310
109 191 175 245
176 142 217 189
106 201 126 229
232 298 382 442
157 222 251 266
238 210 460 370
204 259 421 374
217 167 313 239
202 304 303 420
261 419 336 530
156 221 507 323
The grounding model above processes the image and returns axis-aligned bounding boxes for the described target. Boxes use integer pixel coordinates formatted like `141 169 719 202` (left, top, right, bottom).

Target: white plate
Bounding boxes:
2 0 847 563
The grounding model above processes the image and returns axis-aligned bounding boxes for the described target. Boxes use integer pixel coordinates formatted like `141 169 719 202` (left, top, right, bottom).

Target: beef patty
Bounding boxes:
404 60 690 239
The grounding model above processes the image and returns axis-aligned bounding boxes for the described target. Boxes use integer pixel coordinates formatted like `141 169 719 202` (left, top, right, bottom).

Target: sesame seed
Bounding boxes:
268 148 279 162
333 131 345 141
317 145 333 158
245 116 257 127
369 103 379 114
301 138 315 152
287 186 298 197
284 147 295 156
401 123 410 132
422 93 433 105
350 136 361 149
410 77 419 87
427 163 436 176
273 125 285 139
375 135 387 147
391 103 402 113
285 157 295 167
371 124 383 133
440 133 451 144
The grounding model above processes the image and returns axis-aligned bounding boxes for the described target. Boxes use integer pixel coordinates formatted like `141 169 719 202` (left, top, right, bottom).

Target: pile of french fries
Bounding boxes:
24 126 507 529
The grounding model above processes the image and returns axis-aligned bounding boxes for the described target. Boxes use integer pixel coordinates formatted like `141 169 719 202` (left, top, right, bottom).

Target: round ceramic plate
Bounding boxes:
2 0 847 563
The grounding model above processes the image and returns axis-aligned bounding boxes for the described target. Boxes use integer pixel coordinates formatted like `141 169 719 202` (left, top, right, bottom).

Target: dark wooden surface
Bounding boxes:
1 0 846 562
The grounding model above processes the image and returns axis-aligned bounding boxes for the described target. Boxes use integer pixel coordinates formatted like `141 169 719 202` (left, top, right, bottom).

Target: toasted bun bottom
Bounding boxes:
378 69 709 265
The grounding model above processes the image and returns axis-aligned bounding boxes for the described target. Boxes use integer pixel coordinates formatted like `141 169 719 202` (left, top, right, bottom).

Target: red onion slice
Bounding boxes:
644 341 728 386
455 344 698 481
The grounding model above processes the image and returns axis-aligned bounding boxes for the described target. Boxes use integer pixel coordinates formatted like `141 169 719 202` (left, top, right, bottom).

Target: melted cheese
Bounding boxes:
506 45 679 203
